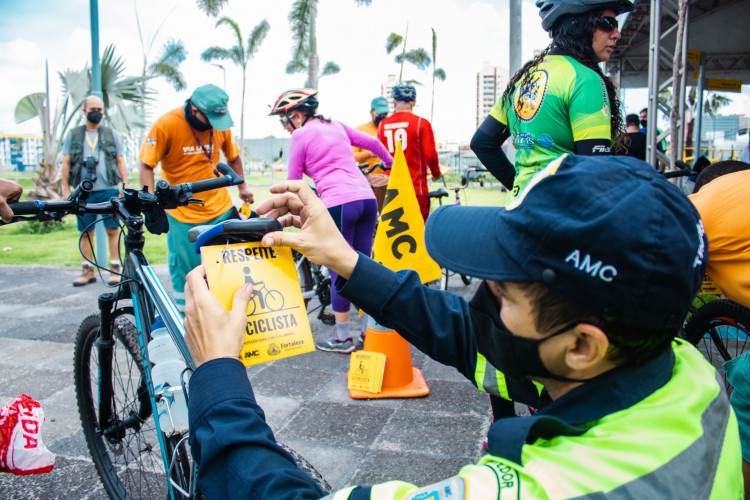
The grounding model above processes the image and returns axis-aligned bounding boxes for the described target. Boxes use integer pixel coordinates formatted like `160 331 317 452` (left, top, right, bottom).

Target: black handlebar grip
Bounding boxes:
7 201 43 215
190 176 233 194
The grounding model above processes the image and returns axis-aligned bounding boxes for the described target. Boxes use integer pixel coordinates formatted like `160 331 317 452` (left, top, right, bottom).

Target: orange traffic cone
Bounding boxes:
348 321 430 399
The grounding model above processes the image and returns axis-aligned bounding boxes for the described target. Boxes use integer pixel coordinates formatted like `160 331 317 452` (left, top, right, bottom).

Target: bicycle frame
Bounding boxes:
93 201 195 499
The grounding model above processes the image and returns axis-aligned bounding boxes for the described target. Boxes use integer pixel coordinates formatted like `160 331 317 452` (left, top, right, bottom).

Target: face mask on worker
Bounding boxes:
640 119 647 129
373 113 387 126
184 100 212 132
468 282 584 383
87 111 102 124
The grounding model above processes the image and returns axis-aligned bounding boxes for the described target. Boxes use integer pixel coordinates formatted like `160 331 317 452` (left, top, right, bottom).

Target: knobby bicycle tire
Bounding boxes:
277 442 332 493
682 299 750 390
74 313 192 499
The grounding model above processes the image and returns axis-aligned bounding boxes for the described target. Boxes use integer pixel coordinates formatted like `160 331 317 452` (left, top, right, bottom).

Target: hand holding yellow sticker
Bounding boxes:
201 242 314 366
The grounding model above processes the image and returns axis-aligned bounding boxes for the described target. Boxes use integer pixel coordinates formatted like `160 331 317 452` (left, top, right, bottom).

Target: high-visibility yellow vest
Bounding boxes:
325 340 743 499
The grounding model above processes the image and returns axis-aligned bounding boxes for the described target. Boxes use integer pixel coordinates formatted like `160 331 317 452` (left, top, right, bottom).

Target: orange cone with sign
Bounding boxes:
348 142 436 399
348 322 430 399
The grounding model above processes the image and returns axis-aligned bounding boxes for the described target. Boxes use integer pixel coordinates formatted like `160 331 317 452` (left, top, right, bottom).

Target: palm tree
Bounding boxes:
385 25 431 83
287 0 372 89
146 39 187 94
194 0 228 17
202 16 270 162
14 45 149 200
430 28 446 123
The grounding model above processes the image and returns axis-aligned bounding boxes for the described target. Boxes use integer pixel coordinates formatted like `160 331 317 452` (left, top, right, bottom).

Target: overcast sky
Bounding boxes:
0 0 744 145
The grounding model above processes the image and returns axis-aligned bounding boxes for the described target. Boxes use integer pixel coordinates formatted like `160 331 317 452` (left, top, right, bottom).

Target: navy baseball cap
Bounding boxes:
425 154 707 328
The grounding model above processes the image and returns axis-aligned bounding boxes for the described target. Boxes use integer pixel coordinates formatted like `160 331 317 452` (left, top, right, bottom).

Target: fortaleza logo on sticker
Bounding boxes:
201 242 314 366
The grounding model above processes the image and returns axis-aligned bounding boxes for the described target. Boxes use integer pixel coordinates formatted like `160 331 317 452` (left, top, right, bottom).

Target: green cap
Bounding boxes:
371 96 389 114
191 84 233 131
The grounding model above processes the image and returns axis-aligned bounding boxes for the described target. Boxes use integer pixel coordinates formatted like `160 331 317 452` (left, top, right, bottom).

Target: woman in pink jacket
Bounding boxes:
271 89 393 353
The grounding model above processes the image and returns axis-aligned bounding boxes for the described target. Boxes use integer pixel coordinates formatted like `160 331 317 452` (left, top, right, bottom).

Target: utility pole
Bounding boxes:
90 0 108 268
509 0 523 74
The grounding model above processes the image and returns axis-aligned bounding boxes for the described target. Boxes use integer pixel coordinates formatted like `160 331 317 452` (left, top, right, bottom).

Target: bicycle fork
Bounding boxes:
94 291 148 443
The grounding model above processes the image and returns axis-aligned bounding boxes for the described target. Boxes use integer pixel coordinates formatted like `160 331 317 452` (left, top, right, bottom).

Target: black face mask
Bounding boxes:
184 100 212 132
640 119 647 129
469 282 584 383
87 111 102 124
373 113 387 126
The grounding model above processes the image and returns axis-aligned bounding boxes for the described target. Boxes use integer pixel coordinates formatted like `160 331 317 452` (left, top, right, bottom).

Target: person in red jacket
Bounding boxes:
378 83 441 221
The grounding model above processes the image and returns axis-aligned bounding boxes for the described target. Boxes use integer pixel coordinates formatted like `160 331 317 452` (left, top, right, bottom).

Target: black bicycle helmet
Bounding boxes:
536 0 634 32
269 89 319 116
392 83 416 103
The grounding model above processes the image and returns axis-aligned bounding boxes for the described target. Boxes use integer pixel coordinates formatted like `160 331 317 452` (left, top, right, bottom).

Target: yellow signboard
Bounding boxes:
687 49 701 65
700 274 722 296
201 242 314 366
707 78 743 92
372 143 442 283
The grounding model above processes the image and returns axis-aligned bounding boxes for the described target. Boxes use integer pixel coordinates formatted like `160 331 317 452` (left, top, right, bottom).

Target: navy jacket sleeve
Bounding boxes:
188 358 326 499
337 254 479 380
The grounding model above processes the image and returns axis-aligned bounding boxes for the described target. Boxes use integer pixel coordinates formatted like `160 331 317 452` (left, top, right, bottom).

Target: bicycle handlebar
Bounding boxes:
4 162 243 229
358 162 390 176
662 160 694 179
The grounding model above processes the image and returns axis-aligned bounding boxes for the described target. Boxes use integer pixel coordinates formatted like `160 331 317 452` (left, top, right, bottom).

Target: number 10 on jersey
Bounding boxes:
383 128 408 152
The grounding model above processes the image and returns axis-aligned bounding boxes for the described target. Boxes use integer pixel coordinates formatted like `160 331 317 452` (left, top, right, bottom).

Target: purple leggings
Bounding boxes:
327 198 378 313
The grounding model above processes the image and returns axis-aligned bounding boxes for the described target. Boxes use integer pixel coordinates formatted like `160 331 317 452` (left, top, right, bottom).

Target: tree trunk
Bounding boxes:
27 160 62 201
669 0 689 169
240 69 246 167
306 0 319 89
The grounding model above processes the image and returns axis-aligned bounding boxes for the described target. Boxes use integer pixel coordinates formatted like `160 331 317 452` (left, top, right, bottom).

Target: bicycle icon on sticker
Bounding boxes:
244 266 285 315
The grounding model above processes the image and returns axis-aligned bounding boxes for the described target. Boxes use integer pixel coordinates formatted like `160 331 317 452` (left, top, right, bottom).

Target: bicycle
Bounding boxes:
292 165 392 328
427 180 473 291
293 250 335 326
5 165 330 498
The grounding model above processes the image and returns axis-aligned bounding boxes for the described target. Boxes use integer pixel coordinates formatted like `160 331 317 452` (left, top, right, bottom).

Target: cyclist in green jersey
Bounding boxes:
471 0 632 198
471 0 633 424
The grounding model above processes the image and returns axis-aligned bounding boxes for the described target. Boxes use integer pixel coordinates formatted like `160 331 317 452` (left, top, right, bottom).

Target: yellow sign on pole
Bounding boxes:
687 49 701 65
201 243 314 366
707 78 743 92
372 143 442 283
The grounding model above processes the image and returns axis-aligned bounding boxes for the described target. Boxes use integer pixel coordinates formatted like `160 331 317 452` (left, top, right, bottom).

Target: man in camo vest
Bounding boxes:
61 95 128 287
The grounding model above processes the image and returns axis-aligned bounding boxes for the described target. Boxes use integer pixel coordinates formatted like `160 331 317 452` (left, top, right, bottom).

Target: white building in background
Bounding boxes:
476 62 509 128
380 74 399 113
0 134 42 171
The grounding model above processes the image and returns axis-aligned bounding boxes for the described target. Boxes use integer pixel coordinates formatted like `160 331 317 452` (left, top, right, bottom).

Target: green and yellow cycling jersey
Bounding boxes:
490 54 612 194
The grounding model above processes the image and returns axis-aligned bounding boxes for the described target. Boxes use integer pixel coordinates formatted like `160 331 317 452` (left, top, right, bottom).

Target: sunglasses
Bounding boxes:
279 113 297 126
595 16 619 33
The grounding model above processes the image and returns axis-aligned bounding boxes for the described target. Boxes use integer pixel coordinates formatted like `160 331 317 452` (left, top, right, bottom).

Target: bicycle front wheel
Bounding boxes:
682 299 750 391
74 313 192 499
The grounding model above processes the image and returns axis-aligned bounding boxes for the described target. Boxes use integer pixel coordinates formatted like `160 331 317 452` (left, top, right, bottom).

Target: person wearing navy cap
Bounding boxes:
182 155 742 498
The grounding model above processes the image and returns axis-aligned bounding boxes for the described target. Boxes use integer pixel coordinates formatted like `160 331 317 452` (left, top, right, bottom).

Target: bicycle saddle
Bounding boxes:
428 188 449 199
190 219 283 253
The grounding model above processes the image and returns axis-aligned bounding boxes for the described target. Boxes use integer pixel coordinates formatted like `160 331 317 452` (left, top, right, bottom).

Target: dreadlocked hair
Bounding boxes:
501 11 626 151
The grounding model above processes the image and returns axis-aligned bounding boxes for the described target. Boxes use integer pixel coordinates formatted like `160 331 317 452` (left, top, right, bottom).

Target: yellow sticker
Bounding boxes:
201 242 314 366
700 274 722 296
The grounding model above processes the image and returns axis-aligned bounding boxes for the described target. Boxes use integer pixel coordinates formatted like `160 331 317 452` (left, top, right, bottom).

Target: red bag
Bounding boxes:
0 394 55 475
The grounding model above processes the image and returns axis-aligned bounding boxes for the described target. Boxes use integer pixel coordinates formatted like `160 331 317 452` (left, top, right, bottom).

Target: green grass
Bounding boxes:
0 171 506 266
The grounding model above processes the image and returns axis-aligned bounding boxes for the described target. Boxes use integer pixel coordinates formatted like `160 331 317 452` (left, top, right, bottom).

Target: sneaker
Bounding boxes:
354 335 365 351
108 263 122 286
315 336 355 354
73 264 96 287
